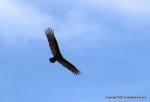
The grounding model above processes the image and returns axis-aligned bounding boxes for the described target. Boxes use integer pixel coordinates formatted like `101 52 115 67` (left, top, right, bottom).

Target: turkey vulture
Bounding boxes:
45 27 80 75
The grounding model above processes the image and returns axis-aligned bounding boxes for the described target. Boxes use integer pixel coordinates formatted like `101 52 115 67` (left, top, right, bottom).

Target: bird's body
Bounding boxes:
49 53 63 63
45 28 80 75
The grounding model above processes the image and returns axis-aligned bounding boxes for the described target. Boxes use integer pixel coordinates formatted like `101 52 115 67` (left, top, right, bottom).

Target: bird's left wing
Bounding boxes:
45 28 61 56
58 58 80 75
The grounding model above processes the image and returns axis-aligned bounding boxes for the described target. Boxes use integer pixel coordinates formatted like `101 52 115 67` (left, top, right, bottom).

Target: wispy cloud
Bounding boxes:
1 0 150 45
0 0 54 44
83 0 150 16
0 0 101 45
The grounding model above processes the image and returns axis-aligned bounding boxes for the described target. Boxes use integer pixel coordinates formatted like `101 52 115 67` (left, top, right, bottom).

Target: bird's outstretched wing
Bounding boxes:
45 28 61 56
58 58 80 75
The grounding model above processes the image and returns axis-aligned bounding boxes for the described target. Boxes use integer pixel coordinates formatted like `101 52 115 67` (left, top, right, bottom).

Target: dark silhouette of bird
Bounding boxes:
45 27 80 75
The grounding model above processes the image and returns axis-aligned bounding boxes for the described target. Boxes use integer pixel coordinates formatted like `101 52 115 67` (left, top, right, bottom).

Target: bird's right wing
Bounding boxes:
45 28 61 56
58 58 80 75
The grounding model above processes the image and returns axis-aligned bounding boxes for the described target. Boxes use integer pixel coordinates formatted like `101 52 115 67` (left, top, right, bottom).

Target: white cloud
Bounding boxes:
83 0 150 16
0 0 102 45
1 0 150 45
0 0 51 25
0 0 54 44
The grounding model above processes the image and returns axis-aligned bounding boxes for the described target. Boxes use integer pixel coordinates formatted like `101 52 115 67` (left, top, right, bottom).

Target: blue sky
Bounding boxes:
0 0 150 102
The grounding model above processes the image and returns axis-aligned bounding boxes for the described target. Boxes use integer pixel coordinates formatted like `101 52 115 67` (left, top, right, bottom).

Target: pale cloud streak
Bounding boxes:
83 0 150 16
0 0 101 45
1 0 150 45
0 0 54 26
0 0 54 44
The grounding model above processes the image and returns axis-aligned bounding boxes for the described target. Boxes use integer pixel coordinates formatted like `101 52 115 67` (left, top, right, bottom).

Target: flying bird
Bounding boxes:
45 28 80 75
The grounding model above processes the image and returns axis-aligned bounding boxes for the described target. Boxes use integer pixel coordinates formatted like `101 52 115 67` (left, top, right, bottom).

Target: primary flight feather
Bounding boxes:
45 27 80 75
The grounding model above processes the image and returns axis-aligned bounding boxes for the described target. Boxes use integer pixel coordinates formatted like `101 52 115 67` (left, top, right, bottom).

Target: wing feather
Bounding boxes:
45 28 61 56
58 58 80 75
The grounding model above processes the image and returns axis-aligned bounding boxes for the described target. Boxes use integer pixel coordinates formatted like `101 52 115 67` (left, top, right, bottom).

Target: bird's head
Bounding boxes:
49 58 55 63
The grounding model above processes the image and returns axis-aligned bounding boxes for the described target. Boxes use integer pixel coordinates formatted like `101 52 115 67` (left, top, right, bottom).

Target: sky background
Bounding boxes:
0 0 150 102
